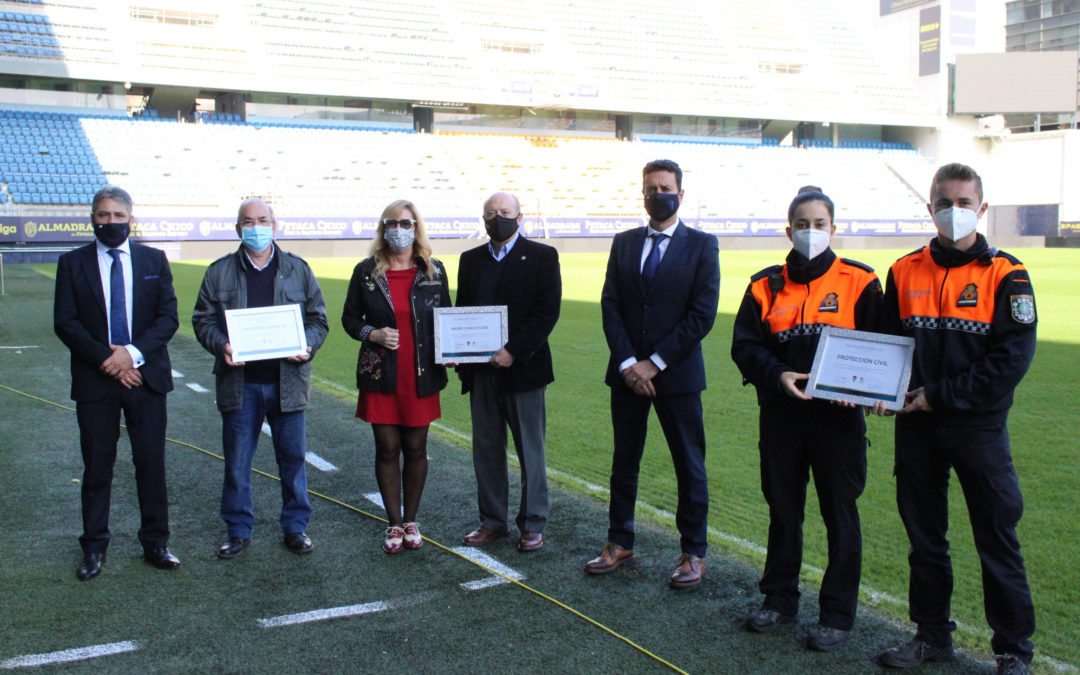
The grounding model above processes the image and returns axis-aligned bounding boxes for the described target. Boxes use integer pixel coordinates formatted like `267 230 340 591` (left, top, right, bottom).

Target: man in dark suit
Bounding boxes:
54 185 180 581
457 191 561 553
586 159 720 589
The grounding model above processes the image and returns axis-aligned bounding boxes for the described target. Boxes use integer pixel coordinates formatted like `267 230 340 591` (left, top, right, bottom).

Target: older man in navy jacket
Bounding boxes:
586 159 720 589
457 191 562 553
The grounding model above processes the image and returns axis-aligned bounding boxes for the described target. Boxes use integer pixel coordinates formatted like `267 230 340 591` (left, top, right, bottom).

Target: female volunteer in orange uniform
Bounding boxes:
731 188 883 652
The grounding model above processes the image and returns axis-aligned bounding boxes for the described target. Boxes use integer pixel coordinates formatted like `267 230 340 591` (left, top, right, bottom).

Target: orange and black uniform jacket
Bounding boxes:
883 234 1036 420
732 248 882 399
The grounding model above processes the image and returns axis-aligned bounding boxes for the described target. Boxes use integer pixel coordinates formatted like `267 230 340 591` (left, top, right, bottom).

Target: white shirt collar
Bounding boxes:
96 238 132 257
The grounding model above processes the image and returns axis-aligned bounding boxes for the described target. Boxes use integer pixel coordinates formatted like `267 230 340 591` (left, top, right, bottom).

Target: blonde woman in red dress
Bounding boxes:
342 200 451 553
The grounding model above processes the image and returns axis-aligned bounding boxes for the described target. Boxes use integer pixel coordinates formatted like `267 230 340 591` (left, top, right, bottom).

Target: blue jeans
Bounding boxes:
221 382 311 538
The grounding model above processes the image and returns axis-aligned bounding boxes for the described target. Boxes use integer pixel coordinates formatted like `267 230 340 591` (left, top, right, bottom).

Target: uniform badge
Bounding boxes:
957 283 978 307
1010 295 1036 324
818 292 839 313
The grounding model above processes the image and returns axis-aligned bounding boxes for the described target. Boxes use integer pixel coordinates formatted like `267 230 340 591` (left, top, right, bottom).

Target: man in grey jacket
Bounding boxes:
193 198 328 559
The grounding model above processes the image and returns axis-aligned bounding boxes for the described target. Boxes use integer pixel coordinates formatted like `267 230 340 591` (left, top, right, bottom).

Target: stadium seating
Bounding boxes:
0 108 932 220
0 110 107 205
0 3 937 121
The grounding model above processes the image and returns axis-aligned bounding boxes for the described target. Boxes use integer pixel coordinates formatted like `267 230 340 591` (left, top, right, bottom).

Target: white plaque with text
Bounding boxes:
433 306 508 364
805 326 915 410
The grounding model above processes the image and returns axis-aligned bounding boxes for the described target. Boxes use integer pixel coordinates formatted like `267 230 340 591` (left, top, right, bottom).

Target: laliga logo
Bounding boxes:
24 221 38 238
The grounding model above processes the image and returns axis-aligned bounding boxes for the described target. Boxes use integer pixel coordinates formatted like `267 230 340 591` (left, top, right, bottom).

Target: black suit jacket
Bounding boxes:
601 221 720 395
54 241 178 401
456 236 562 394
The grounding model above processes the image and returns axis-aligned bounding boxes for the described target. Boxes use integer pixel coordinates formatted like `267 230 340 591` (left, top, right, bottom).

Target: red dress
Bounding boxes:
356 269 442 426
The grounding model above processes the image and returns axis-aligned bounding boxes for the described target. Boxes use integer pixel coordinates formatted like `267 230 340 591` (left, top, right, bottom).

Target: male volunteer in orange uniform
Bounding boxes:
877 164 1037 675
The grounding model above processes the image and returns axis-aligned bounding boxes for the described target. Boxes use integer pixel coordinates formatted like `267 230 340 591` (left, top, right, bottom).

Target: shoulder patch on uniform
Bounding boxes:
1010 295 1036 324
750 264 784 282
840 258 874 273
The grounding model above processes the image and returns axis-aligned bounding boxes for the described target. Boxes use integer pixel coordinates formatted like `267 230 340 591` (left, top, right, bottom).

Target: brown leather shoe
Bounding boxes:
669 553 705 589
518 531 543 552
585 542 635 574
462 526 508 546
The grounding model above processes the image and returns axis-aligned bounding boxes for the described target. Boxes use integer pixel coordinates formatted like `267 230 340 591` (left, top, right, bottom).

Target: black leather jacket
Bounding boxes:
341 256 451 398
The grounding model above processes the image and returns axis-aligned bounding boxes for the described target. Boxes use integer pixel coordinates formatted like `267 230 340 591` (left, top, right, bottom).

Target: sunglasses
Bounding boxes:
383 219 416 230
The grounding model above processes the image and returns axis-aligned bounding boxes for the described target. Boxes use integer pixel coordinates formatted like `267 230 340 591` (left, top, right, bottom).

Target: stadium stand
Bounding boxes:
0 108 932 220
0 1 942 223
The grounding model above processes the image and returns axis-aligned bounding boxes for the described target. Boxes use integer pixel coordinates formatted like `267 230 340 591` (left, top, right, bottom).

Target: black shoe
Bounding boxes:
76 552 105 581
144 546 180 570
878 638 955 668
217 536 250 559
806 624 850 652
284 532 313 554
745 607 796 633
995 654 1030 675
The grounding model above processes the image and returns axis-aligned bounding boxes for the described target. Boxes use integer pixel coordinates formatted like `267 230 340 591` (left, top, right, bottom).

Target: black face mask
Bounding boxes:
644 192 680 222
484 214 519 242
93 221 131 248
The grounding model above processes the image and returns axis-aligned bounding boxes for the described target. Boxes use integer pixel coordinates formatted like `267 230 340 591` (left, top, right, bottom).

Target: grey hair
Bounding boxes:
91 185 133 214
237 197 276 224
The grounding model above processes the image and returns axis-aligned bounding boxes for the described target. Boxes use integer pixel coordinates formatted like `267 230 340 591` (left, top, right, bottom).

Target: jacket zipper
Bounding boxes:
410 274 422 378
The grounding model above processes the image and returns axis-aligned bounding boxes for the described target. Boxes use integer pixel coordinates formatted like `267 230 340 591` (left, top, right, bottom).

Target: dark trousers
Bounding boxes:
895 413 1035 661
469 369 549 534
757 399 866 630
76 386 170 554
607 385 709 557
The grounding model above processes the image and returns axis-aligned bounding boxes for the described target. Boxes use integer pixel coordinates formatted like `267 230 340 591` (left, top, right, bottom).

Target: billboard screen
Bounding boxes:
954 52 1079 114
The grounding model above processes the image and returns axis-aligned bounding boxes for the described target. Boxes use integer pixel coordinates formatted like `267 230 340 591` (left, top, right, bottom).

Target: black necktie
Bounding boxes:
641 233 663 291
108 249 130 345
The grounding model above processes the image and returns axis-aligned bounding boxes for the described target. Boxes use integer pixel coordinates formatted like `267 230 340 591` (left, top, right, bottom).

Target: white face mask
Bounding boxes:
792 228 831 260
933 205 980 242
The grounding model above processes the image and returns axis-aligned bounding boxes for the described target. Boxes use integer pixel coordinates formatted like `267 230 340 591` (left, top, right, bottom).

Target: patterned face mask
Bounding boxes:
384 226 415 253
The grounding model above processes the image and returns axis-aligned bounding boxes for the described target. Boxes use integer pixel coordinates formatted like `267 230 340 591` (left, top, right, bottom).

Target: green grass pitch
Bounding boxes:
0 246 1075 672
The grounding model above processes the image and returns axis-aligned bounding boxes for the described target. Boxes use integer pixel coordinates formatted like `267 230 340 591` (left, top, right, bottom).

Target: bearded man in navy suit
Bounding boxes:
54 185 180 581
586 159 721 589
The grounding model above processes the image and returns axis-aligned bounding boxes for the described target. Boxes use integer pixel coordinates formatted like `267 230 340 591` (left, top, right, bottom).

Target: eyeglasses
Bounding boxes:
383 219 416 230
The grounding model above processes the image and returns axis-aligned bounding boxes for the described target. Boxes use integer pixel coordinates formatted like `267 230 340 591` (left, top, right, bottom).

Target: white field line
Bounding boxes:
0 345 40 350
257 601 388 628
316 377 1075 666
304 452 338 472
460 576 511 591
452 546 525 591
171 369 183 378
185 382 208 393
363 492 385 508
257 593 433 628
261 422 338 472
0 641 138 668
